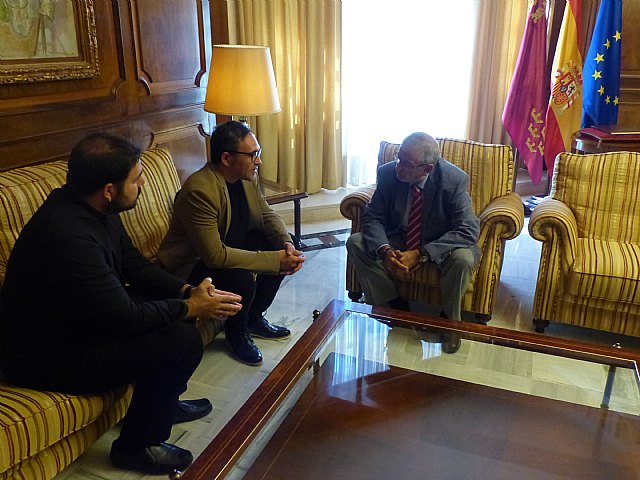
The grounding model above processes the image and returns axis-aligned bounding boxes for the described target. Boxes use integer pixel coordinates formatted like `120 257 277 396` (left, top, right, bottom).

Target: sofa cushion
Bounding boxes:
553 151 640 244
438 138 514 214
120 148 181 260
0 161 67 285
567 238 640 304
0 385 131 474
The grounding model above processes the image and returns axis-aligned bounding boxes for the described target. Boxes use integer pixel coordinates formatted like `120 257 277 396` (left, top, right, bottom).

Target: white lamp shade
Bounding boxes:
204 45 281 116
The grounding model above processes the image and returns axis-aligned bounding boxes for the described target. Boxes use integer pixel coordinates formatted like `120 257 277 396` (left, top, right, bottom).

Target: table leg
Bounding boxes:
293 199 302 240
601 365 616 408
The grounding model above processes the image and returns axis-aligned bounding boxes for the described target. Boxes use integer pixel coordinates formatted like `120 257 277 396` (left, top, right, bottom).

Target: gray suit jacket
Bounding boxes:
361 158 480 265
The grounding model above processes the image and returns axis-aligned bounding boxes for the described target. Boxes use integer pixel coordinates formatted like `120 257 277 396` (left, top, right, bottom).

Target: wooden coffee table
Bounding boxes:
179 301 640 479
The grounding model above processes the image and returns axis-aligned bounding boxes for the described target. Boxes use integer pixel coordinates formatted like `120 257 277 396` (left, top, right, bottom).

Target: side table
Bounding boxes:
572 128 640 154
261 178 308 240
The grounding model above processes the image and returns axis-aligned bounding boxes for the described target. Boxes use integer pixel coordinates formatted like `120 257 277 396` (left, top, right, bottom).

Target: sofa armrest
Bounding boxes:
528 197 578 262
478 192 525 241
339 185 376 233
529 197 578 271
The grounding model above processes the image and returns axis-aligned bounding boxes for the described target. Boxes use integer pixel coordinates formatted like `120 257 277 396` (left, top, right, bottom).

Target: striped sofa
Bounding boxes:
0 148 222 480
340 139 524 322
529 151 640 336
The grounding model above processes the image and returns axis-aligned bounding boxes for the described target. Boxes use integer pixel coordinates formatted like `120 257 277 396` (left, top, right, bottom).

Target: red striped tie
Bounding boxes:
406 185 422 250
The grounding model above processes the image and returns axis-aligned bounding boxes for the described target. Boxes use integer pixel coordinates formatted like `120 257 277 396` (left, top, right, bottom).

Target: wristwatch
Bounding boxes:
378 245 392 260
419 245 431 263
183 285 194 299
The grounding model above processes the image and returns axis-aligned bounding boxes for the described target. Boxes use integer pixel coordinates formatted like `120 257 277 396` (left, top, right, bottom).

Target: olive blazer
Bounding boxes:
157 163 291 278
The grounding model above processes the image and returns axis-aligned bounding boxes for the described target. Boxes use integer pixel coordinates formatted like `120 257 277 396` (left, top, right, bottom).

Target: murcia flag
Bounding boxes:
544 0 583 177
582 0 622 128
502 0 548 185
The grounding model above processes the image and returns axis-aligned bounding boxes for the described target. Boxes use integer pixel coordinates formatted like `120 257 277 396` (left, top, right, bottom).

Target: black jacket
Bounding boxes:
0 186 186 371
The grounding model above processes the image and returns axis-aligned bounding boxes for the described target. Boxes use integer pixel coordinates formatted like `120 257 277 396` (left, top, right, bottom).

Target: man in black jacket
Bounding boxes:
0 133 243 475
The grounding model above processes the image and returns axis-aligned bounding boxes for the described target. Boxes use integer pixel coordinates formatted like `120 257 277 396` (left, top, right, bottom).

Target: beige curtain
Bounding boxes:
466 2 529 144
221 0 341 193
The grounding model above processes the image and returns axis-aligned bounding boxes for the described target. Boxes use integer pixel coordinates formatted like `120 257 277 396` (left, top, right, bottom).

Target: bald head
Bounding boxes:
401 132 440 166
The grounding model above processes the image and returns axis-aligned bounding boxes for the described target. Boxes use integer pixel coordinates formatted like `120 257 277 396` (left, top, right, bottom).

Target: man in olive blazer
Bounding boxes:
158 121 304 366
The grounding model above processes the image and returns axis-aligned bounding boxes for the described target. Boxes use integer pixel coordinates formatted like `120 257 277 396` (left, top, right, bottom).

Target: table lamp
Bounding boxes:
204 44 281 124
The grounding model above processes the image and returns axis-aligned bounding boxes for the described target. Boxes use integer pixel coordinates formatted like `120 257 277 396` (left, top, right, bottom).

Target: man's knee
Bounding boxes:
346 232 367 256
168 321 204 358
446 248 477 274
194 266 256 301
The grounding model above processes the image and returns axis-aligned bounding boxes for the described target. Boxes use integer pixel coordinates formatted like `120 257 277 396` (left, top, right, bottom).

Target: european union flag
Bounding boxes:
582 0 622 128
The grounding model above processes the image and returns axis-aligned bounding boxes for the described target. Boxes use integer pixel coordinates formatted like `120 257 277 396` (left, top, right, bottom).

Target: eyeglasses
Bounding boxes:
230 149 262 163
393 152 427 170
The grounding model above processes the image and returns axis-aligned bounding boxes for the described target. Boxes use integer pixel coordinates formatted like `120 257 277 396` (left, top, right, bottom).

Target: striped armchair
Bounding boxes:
529 151 640 336
340 138 524 322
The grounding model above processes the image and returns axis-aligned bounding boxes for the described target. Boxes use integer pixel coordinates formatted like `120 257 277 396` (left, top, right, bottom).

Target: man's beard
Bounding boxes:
106 188 141 214
396 171 414 183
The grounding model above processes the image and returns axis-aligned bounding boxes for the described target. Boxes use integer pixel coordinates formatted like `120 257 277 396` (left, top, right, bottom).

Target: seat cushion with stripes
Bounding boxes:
552 152 640 244
119 148 181 261
567 239 640 304
0 161 67 285
0 385 132 477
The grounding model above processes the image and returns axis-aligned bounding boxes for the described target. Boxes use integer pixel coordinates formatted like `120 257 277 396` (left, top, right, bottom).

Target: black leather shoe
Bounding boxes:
110 441 193 474
174 398 213 424
389 297 411 311
248 316 291 339
226 328 263 366
441 333 461 354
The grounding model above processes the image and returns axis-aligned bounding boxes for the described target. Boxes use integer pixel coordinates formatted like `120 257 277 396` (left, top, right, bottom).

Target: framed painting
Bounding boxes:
0 0 99 84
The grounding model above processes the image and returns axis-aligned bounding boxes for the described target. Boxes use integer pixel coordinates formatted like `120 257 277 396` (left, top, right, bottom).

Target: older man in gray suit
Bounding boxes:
346 132 480 347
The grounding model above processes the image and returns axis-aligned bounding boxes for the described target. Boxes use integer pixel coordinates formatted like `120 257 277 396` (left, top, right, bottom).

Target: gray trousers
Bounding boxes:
346 232 477 320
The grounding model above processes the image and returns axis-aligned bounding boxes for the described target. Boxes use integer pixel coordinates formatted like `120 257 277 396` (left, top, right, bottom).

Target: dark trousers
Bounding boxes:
6 321 203 450
187 232 286 333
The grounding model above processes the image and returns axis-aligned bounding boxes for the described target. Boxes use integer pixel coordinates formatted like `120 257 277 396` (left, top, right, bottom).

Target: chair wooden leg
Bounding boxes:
474 313 491 325
348 291 363 302
533 319 549 333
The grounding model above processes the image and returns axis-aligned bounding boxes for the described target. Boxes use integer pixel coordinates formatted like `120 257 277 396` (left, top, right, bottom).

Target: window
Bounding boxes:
342 1 479 185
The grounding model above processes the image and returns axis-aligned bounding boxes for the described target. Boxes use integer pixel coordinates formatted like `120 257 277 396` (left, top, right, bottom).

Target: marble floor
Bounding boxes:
55 215 640 479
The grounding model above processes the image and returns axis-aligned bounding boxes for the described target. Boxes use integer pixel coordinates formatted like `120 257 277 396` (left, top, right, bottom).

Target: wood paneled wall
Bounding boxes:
1 1 639 180
0 0 214 183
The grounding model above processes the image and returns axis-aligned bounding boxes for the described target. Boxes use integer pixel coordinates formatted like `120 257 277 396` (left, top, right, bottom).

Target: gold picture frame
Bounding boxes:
0 0 99 84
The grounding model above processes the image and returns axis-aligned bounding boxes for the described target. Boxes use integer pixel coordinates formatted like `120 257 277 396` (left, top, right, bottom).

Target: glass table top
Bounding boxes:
181 300 640 480
321 311 640 416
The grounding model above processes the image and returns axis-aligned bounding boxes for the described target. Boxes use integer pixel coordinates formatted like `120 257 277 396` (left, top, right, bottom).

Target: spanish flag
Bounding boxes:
502 0 548 185
544 0 583 177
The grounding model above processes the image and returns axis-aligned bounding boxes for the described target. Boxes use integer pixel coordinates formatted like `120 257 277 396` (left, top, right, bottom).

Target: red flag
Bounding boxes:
545 0 583 177
502 0 548 185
